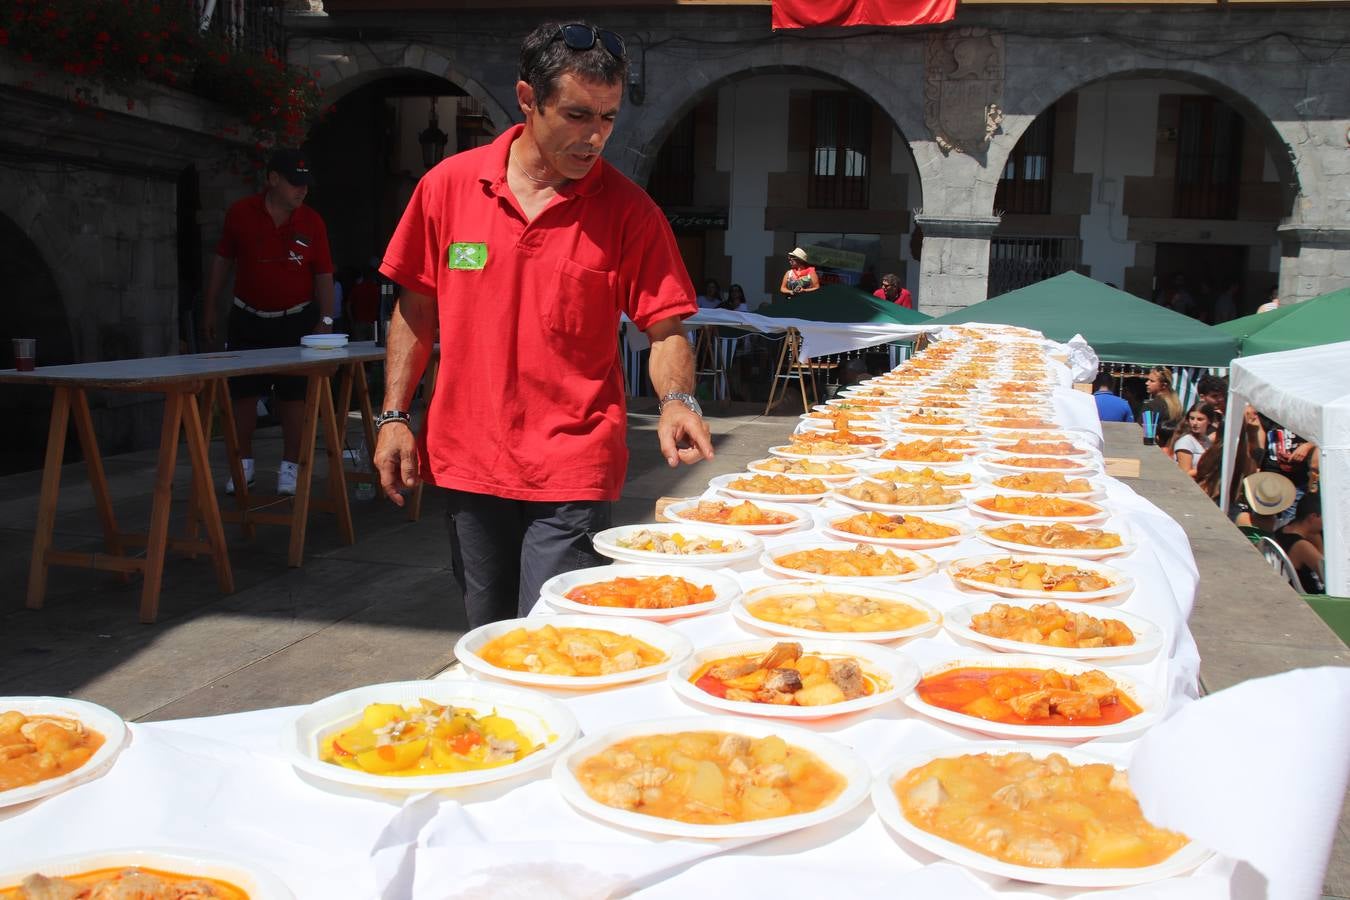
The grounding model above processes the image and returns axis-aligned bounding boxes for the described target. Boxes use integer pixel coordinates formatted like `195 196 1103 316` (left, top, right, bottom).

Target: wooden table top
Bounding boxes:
0 342 387 389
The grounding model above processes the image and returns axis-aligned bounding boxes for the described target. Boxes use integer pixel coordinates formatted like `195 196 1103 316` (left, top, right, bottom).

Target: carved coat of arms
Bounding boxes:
924 29 1005 157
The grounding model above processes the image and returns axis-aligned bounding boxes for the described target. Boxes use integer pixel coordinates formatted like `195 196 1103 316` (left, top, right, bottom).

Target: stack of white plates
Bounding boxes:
300 334 349 350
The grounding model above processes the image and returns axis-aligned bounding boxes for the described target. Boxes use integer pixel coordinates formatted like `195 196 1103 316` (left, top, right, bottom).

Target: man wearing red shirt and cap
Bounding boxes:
375 22 713 628
201 148 336 496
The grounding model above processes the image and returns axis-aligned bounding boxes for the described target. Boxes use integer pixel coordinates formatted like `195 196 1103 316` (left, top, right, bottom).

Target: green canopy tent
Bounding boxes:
925 271 1239 367
758 283 932 325
1215 286 1350 356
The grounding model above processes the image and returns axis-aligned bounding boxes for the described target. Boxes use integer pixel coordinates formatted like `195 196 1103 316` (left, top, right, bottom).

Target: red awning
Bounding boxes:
772 0 957 28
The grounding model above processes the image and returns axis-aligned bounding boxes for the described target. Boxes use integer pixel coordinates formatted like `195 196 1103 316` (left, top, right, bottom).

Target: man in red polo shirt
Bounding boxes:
375 22 713 627
873 273 913 309
201 149 336 496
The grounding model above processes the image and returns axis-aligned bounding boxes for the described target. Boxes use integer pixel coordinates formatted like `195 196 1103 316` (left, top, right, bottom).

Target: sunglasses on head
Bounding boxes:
555 23 626 59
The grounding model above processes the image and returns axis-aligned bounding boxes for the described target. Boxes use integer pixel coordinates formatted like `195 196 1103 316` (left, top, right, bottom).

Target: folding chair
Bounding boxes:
1257 536 1301 591
693 326 729 404
764 328 834 414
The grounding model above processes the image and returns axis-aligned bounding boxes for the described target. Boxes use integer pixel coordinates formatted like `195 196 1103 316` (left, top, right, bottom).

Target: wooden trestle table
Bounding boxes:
0 341 405 623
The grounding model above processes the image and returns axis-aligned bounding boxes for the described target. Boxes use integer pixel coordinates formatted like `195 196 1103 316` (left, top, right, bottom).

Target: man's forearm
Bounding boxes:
315 273 336 319
202 255 231 321
648 329 696 398
384 289 436 411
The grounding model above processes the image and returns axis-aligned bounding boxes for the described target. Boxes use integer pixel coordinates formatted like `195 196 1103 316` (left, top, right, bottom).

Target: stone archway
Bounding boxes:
615 53 927 307
988 58 1347 304
293 40 517 137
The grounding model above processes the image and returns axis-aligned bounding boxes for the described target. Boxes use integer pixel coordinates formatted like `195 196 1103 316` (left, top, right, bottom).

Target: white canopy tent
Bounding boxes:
1221 340 1350 596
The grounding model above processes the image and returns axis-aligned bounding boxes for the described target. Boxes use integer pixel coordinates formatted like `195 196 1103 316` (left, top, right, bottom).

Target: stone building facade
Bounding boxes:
293 3 1350 316
0 59 248 468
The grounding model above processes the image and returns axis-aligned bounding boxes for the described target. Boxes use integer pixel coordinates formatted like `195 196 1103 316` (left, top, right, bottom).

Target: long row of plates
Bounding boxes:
0 326 1200 895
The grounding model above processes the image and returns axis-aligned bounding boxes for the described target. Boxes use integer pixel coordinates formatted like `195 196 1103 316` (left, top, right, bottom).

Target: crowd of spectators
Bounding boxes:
1094 370 1324 594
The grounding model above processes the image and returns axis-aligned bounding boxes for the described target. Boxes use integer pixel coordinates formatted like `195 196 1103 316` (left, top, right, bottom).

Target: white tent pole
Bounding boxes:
1220 387 1246 516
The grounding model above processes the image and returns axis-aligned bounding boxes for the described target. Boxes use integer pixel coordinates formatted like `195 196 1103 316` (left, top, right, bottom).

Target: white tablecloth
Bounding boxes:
5 338 1346 900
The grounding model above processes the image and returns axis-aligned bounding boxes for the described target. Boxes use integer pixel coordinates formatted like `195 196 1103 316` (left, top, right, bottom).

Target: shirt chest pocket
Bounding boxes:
545 257 617 341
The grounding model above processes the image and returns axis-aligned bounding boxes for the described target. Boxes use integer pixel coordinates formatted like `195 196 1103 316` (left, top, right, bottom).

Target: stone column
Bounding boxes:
1277 225 1350 303
914 214 1001 317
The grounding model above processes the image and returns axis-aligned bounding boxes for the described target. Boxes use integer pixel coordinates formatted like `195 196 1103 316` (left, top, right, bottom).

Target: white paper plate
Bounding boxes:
0 848 295 898
663 498 812 535
944 553 1133 602
541 563 742 621
591 523 764 568
0 696 129 809
975 521 1134 559
966 492 1109 523
767 445 874 461
981 474 1106 500
826 397 901 410
668 639 919 719
763 540 937 584
299 333 349 349
745 458 862 483
733 582 942 642
454 615 694 689
903 654 1161 740
833 481 966 513
856 463 980 491
823 512 972 549
943 599 1162 660
552 716 871 838
872 741 1211 886
707 472 830 503
977 422 1064 434
794 419 891 436
980 455 1101 478
282 680 578 791
985 440 1094 458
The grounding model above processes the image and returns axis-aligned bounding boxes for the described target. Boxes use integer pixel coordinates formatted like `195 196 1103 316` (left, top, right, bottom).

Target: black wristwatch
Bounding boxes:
374 410 412 431
659 391 703 417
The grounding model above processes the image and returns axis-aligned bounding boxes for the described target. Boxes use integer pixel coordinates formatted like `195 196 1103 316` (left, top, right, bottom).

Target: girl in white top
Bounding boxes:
1173 403 1219 476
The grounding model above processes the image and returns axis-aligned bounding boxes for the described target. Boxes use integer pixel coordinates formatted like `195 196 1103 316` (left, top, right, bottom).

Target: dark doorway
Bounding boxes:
0 215 74 474
1153 243 1248 322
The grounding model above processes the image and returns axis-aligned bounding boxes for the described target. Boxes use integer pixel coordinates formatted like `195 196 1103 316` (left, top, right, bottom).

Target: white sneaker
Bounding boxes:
225 458 255 495
277 460 299 496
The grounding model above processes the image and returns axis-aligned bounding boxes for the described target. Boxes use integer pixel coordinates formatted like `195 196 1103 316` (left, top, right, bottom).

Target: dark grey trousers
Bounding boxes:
445 490 611 628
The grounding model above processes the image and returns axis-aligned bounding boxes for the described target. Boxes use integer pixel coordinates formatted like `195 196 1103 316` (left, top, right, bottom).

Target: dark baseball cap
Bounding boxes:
267 148 312 186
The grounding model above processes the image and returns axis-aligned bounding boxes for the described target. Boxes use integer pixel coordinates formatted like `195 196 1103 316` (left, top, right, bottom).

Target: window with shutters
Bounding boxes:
995 108 1054 215
809 93 871 209
1174 97 1242 220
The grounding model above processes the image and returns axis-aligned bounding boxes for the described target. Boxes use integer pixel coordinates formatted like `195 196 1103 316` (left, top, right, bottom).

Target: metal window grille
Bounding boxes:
988 237 1082 297
809 93 871 209
995 107 1054 215
1174 98 1243 220
196 0 284 57
648 110 696 207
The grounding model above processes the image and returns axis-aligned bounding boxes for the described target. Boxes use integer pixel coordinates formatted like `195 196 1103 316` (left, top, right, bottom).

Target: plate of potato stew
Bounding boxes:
454 616 694 689
945 554 1133 602
873 742 1208 885
732 582 941 643
552 716 871 838
669 639 918 719
944 600 1162 660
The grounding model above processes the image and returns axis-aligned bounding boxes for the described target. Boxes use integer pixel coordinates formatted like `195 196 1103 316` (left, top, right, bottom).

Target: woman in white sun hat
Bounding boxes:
1235 470 1296 535
779 247 820 300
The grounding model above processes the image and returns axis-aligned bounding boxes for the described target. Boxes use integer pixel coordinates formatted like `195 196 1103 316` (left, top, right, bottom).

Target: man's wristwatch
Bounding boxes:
658 391 703 417
320 315 335 326
374 410 412 431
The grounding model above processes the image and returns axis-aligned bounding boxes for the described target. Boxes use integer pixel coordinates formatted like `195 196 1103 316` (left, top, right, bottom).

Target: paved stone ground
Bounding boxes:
1 408 1345 895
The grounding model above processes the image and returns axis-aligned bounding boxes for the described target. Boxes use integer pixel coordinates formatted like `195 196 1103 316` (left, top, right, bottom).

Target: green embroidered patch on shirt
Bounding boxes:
447 242 488 270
